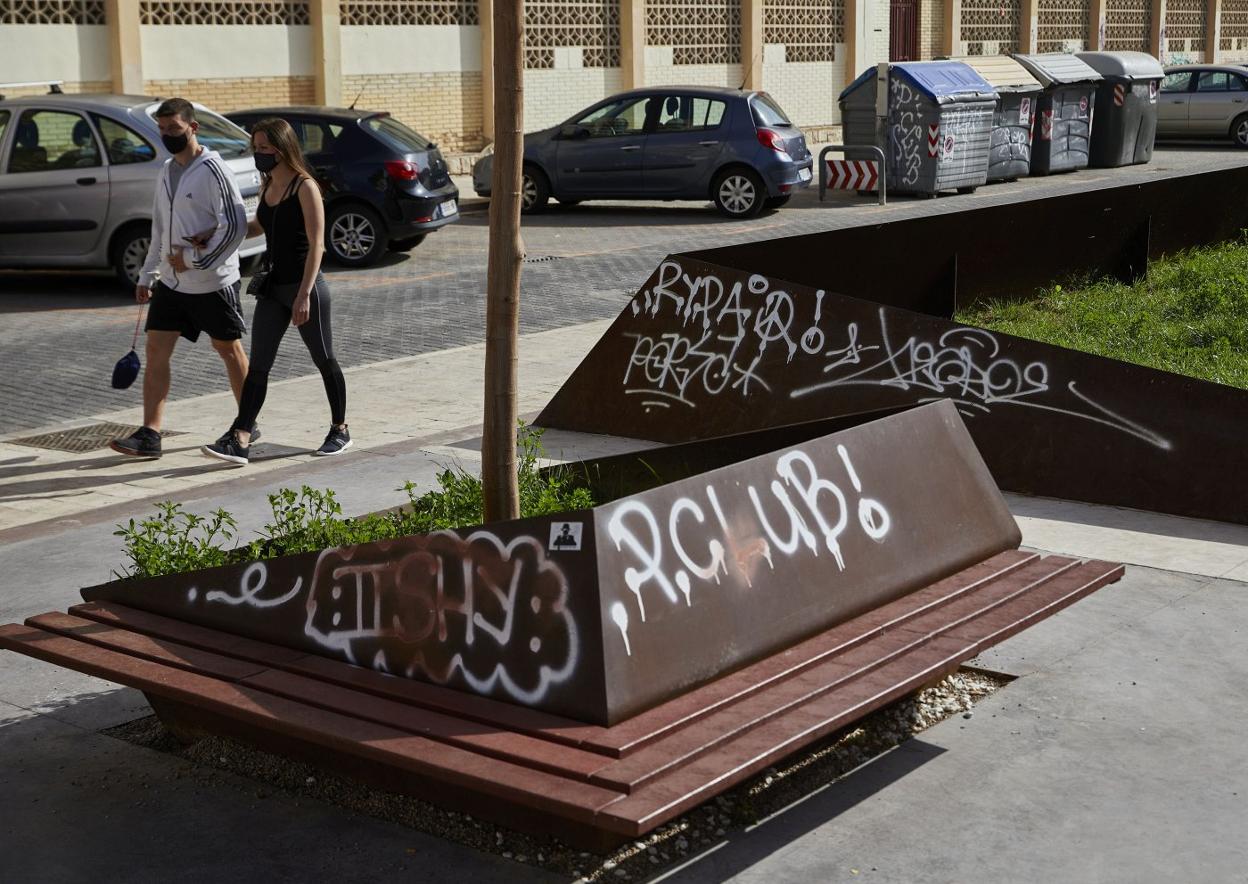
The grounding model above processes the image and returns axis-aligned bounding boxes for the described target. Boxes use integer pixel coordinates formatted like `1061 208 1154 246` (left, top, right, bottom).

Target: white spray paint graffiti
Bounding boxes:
889 77 925 186
604 442 892 654
200 531 580 705
620 261 1170 451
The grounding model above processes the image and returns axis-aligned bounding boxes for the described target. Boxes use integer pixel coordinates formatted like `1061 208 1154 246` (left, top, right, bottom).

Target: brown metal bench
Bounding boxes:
1 548 1121 850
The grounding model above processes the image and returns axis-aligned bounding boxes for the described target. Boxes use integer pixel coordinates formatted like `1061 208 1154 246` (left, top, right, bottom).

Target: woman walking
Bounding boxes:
203 118 350 464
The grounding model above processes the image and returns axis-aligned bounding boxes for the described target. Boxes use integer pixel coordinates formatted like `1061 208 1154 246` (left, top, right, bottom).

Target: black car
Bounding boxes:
227 106 459 267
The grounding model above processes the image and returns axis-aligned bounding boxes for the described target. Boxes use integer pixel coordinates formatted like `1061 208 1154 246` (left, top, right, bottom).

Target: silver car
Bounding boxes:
0 90 265 287
1157 65 1248 148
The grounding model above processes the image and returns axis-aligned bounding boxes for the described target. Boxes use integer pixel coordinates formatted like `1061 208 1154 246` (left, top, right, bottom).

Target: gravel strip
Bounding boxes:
104 667 1009 880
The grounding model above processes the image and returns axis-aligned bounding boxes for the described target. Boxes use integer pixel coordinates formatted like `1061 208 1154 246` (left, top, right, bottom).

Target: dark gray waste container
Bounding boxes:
1012 53 1102 175
840 61 996 196
951 55 1043 181
1076 51 1164 167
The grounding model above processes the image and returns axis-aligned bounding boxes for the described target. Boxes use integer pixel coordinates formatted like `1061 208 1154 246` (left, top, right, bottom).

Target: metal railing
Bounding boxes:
818 144 887 207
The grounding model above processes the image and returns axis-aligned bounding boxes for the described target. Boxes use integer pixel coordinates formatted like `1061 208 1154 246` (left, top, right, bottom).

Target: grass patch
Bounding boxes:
956 238 1248 390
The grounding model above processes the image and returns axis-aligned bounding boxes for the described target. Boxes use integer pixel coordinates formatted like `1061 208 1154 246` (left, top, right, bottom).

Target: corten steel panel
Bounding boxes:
535 256 1248 525
686 165 1248 315
78 403 1019 726
591 400 1021 723
83 512 612 724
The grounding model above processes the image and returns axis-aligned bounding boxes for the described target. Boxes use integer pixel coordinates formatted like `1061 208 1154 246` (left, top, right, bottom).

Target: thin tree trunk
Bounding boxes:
482 0 524 522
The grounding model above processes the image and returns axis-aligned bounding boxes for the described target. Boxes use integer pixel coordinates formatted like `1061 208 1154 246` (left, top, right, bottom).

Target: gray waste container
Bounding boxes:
1012 53 1102 175
1076 51 1164 167
840 61 996 196
949 55 1043 181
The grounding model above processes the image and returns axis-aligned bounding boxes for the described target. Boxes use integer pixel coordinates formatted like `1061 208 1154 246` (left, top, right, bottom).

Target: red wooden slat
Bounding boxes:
27 611 268 682
597 635 973 833
243 668 614 782
588 550 1036 756
70 600 611 754
0 623 625 826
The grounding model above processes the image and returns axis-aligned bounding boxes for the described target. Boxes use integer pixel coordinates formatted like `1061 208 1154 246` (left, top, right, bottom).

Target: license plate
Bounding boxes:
441 199 458 217
798 167 812 182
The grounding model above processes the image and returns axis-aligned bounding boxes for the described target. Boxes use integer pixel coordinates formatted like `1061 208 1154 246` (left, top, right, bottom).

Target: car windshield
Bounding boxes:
145 104 250 158
751 93 791 127
363 115 431 152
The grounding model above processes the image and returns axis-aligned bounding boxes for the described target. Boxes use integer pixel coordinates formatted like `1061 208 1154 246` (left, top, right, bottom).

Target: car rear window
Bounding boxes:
751 93 792 127
190 108 251 158
363 115 431 152
0 110 10 146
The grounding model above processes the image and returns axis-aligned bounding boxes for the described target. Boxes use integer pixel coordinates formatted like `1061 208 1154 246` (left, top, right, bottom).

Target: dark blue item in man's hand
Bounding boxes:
111 349 141 389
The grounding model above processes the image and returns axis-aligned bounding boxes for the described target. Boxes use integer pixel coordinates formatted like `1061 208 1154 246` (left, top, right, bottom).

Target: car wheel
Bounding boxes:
713 168 765 218
1233 114 1248 149
326 203 386 267
388 233 427 252
764 195 791 210
521 166 551 214
111 224 151 289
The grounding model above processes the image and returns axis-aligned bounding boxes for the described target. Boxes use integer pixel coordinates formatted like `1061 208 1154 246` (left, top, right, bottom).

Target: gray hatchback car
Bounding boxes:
473 87 812 217
1157 65 1248 148
0 91 265 288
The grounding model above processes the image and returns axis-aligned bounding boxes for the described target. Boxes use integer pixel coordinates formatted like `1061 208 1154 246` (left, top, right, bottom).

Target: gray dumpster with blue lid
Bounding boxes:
840 61 997 196
949 55 1042 182
1076 51 1164 167
1012 53 1103 175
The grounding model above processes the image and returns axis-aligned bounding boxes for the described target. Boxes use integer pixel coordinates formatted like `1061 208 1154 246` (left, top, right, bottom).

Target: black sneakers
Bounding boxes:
201 430 250 465
109 426 162 458
214 424 261 446
314 424 352 457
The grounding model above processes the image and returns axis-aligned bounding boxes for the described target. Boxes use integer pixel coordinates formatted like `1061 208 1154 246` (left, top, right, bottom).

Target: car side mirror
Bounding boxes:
560 124 590 140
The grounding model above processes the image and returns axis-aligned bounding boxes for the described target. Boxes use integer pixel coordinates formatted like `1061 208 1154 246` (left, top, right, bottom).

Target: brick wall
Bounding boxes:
342 71 484 152
523 66 626 133
144 77 316 113
763 55 847 127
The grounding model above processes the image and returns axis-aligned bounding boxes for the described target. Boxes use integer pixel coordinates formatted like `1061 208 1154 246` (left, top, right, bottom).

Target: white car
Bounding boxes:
0 88 265 287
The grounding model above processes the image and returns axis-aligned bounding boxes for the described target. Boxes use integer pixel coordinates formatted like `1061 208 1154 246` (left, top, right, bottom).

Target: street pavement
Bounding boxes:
2 145 1248 882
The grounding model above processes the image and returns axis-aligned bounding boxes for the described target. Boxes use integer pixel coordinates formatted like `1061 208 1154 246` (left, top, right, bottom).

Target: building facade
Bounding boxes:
2 0 1244 154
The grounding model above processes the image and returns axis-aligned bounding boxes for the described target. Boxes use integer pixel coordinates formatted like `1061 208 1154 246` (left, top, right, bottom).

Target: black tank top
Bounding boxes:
257 176 310 286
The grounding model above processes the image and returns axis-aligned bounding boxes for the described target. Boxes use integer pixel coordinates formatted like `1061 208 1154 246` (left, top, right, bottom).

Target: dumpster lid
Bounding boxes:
839 61 996 102
946 55 1043 92
1075 51 1165 80
1012 52 1103 86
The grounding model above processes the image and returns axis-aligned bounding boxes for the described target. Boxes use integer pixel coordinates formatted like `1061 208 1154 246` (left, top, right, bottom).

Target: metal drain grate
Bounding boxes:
523 255 560 264
11 422 184 453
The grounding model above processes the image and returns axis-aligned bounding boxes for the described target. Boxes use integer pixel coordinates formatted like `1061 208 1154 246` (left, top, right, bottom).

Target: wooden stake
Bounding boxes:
482 0 524 522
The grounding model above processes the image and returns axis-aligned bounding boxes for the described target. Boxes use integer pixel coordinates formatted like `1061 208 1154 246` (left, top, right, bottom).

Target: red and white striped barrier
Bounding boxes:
1113 83 1125 107
825 158 879 191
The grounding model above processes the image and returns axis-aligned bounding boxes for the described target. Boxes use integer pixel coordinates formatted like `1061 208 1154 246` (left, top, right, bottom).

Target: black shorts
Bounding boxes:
146 281 247 343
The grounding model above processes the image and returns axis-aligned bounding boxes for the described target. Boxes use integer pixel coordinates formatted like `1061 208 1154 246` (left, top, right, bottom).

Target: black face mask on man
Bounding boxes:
253 152 279 174
161 131 189 154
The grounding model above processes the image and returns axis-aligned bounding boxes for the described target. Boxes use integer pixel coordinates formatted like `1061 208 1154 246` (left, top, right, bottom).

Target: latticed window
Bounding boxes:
1 0 104 24
1104 0 1150 51
647 0 742 65
524 0 620 69
1224 0 1248 50
140 0 309 25
763 0 844 63
1164 0 1205 54
1037 0 1089 52
961 0 1021 55
340 0 476 25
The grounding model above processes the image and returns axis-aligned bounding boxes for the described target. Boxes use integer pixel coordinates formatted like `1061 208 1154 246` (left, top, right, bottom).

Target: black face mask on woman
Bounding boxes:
253 152 279 174
161 132 189 154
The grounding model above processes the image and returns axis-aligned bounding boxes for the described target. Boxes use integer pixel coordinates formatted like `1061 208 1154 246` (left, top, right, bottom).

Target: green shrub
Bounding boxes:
115 424 594 580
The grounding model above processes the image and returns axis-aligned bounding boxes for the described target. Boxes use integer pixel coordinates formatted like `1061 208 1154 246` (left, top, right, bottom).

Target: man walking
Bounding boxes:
111 97 253 458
